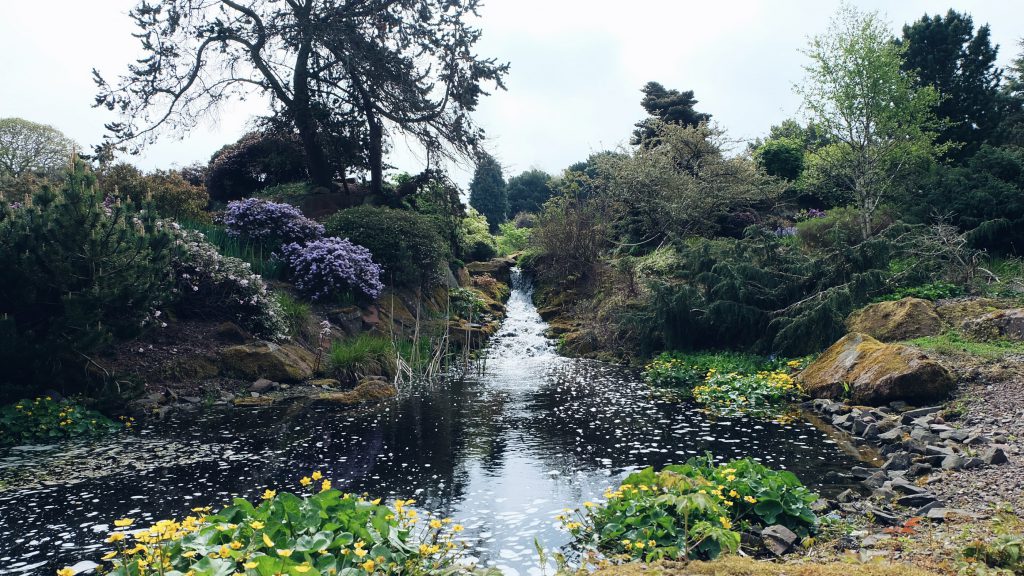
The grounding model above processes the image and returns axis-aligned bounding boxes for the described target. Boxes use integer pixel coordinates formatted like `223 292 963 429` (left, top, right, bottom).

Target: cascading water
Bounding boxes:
0 269 866 576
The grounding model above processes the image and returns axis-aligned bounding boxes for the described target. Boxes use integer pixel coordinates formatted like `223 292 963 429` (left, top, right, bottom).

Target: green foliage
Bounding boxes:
643 351 770 394
899 10 1001 161
329 334 397 382
562 457 818 562
276 292 316 342
495 222 532 256
873 281 963 302
506 169 553 215
0 117 77 178
798 5 944 240
959 513 1024 575
0 159 173 400
0 396 121 446
694 369 804 418
632 81 712 146
98 163 211 221
92 479 471 576
325 206 449 288
178 220 285 280
903 332 1024 360
205 131 309 202
469 153 507 232
459 208 497 262
753 137 804 181
796 206 895 251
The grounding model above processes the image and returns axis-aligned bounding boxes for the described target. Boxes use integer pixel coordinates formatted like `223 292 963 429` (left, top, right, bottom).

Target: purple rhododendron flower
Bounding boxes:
282 237 384 301
224 198 324 246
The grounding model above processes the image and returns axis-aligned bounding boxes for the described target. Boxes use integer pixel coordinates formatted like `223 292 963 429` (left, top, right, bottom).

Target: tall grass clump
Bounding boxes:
329 334 397 382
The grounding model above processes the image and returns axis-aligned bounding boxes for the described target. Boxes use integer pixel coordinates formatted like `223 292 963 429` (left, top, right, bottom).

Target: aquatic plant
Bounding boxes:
560 457 819 562
693 369 803 418
0 397 120 446
76 473 470 576
223 197 325 248
281 237 384 301
642 352 770 396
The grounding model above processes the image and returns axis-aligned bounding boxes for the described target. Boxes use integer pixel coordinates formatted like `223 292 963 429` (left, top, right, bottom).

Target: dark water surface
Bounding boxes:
0 271 864 575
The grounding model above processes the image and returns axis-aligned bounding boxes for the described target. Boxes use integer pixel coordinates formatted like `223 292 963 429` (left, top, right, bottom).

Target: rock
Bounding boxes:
901 406 942 423
965 435 990 446
465 257 516 284
961 308 1024 341
862 533 892 547
866 506 901 526
851 466 875 480
249 378 276 393
330 306 364 336
456 267 473 288
940 429 970 442
862 471 889 489
214 321 252 344
925 507 952 521
941 455 964 470
221 342 315 382
308 378 341 388
798 333 955 406
837 489 859 503
903 439 929 454
906 463 933 477
165 355 221 380
924 444 954 456
315 379 398 405
882 453 913 471
963 457 986 469
895 493 939 508
761 525 799 556
982 446 1009 465
232 396 276 407
877 428 903 443
890 481 926 495
846 297 942 341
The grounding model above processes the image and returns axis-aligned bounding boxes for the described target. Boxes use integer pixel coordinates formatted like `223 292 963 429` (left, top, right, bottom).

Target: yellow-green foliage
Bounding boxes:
904 332 1024 359
329 334 397 382
590 557 943 576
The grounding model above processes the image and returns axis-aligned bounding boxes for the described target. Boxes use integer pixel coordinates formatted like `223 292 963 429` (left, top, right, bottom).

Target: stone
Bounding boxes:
249 378 275 393
862 533 892 547
882 453 913 471
903 439 928 454
330 306 364 336
862 471 889 489
914 501 944 516
851 466 875 480
837 489 859 503
165 355 221 380
982 446 1009 465
464 257 516 284
910 428 940 444
220 342 315 382
798 333 955 406
895 493 939 508
961 308 1024 341
941 454 964 470
963 457 986 469
925 444 955 456
866 506 901 526
315 379 398 405
906 463 933 477
877 428 904 443
890 481 927 495
214 321 252 344
940 430 970 442
901 406 942 423
845 297 942 341
308 378 341 388
965 435 990 446
761 525 799 556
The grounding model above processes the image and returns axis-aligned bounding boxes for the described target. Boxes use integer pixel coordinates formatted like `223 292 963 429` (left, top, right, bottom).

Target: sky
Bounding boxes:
1 0 1022 188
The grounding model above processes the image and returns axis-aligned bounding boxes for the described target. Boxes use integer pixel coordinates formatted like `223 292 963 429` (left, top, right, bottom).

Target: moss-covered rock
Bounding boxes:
315 379 397 404
163 354 221 380
961 308 1024 341
845 297 942 341
465 257 515 284
934 298 1007 326
798 333 955 405
220 342 315 382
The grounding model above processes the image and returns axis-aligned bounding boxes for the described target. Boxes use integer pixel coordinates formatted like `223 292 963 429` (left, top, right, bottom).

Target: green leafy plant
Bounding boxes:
0 397 121 446
84 473 473 576
276 292 316 343
329 334 398 383
495 221 531 256
693 369 804 418
873 281 963 302
959 513 1024 575
642 351 770 396
561 457 818 562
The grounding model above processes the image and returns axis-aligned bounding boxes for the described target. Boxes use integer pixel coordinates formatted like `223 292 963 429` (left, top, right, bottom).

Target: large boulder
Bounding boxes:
845 297 942 341
798 333 955 406
220 342 315 382
961 308 1024 341
465 257 515 284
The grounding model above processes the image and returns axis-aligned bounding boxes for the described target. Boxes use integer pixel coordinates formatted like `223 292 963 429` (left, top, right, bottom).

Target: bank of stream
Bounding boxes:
0 270 868 575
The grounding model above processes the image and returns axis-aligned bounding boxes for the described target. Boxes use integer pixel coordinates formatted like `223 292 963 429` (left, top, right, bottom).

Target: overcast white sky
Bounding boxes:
1 1 1022 187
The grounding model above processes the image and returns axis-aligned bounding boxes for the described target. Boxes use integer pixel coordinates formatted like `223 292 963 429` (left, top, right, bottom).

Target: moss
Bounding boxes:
845 298 942 341
591 557 942 576
316 380 397 404
903 331 1024 360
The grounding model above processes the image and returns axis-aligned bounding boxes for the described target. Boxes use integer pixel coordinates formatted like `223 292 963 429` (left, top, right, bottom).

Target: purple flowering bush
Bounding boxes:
282 237 384 301
223 198 324 247
163 222 287 340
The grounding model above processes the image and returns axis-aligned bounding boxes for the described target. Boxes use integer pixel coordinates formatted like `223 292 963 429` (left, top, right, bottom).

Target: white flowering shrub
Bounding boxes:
162 222 287 340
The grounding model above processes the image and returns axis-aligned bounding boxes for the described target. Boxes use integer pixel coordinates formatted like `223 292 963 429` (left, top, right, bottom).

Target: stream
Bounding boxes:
0 269 865 575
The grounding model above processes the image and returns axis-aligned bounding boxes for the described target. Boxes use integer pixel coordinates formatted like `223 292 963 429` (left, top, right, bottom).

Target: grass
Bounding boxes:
275 292 315 343
328 334 397 382
178 219 285 280
903 331 1024 359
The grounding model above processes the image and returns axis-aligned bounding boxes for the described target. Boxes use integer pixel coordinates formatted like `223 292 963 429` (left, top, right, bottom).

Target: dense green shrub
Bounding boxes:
205 131 308 202
0 160 173 399
325 206 449 288
562 457 818 561
0 396 121 446
97 163 210 222
873 281 963 302
458 208 497 262
495 221 531 255
642 351 772 393
795 206 895 250
85 475 469 576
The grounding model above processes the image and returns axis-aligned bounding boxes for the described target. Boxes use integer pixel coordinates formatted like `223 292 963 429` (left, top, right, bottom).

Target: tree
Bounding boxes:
506 169 553 215
468 153 507 232
899 10 1002 161
797 5 943 240
205 131 308 202
631 82 711 146
0 118 77 178
94 0 508 196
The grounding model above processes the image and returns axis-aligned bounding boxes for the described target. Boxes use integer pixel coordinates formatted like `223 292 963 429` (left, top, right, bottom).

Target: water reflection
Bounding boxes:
0 270 863 575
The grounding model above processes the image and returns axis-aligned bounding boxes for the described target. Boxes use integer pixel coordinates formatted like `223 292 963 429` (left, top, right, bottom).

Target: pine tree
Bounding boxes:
468 153 507 232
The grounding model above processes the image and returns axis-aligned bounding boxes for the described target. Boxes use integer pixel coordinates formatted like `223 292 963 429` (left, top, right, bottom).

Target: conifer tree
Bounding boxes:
468 154 507 232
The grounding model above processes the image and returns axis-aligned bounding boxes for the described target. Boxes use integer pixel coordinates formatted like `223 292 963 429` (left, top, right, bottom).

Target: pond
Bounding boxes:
0 270 866 575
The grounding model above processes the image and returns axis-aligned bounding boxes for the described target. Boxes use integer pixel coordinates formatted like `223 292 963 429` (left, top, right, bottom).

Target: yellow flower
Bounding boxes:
720 516 733 530
634 541 644 549
182 551 197 559
277 549 293 557
299 476 312 486
295 565 312 574
744 495 757 504
230 541 242 550
262 489 276 500
311 471 323 480
57 569 75 576
321 479 332 492
251 521 265 530
101 551 118 561
648 540 656 547
361 560 375 572
244 562 258 569
452 524 464 532
729 490 739 498
583 501 595 508
263 533 275 547
371 498 381 505
105 533 126 543
430 519 443 529
354 548 368 558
